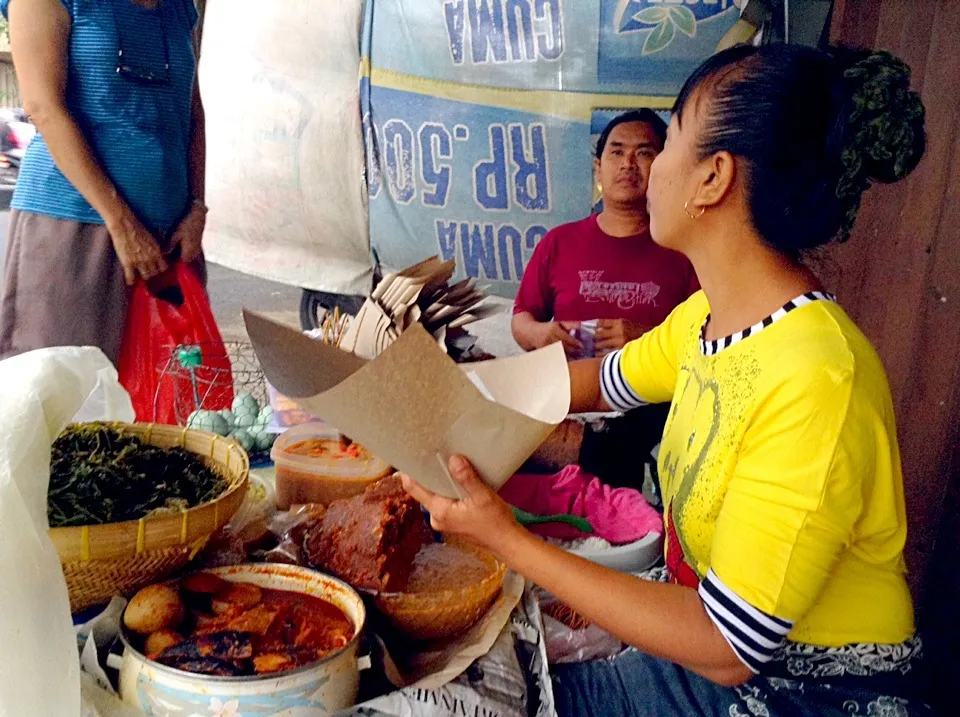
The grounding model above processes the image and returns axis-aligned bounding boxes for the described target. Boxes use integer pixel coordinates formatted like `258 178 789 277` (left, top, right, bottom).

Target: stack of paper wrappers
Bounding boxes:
339 257 502 359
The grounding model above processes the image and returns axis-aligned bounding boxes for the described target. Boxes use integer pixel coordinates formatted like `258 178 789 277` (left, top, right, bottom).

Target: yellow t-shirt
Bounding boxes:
601 291 914 672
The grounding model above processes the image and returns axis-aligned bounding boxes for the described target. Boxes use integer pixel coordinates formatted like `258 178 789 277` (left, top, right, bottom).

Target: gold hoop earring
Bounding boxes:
596 183 603 195
684 200 705 219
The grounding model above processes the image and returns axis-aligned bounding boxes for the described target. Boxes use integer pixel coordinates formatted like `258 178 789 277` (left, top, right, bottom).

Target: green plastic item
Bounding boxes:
176 345 203 369
511 506 594 534
176 345 203 411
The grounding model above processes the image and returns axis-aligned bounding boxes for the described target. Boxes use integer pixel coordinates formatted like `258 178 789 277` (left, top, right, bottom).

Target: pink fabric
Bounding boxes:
499 465 663 544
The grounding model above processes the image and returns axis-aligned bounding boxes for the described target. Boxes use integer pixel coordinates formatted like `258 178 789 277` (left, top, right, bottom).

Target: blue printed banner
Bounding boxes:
364 82 677 297
599 0 741 94
366 0 740 94
362 0 740 299
368 0 593 91
365 83 593 297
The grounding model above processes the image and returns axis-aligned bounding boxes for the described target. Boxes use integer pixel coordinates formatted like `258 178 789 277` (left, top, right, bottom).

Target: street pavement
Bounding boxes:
0 198 301 342
0 193 518 357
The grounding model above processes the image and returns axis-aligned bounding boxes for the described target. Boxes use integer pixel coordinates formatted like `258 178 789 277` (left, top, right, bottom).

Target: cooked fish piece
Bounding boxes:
221 604 280 636
158 631 253 663
253 653 295 674
164 657 245 677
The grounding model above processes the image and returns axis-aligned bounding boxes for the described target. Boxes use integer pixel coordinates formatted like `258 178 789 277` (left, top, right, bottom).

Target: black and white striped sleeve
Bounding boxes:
698 570 794 674
600 350 648 412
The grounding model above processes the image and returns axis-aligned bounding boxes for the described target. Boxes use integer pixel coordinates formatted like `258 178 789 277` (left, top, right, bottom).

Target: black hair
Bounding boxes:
673 43 925 254
595 109 668 160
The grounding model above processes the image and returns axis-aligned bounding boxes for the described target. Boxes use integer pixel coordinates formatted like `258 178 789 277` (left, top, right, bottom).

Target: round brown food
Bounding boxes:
145 629 183 658
124 585 186 635
180 572 230 595
211 582 262 615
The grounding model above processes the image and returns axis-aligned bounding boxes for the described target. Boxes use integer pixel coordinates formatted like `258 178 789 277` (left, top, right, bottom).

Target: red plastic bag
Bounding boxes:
118 262 233 424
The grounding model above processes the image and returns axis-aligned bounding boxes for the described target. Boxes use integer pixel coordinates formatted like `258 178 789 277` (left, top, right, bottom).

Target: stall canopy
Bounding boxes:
200 0 775 298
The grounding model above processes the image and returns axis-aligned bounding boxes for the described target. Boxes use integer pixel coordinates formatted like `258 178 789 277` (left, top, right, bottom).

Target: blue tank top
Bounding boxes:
0 0 198 234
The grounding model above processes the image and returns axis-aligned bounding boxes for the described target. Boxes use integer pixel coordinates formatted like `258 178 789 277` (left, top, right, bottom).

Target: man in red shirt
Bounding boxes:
515 110 699 492
512 110 699 358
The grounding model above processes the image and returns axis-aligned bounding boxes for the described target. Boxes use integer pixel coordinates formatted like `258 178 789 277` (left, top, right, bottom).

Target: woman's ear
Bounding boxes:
691 151 736 210
593 157 601 178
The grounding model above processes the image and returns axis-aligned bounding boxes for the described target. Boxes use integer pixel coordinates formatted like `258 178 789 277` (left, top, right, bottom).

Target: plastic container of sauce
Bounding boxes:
271 423 392 509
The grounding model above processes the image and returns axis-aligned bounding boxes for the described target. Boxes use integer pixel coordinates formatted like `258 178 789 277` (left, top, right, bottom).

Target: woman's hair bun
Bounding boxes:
830 49 926 240
674 43 926 251
842 52 925 183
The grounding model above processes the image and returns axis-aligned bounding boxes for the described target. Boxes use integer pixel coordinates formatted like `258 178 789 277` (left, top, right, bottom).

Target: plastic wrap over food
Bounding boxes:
363 1 741 297
0 347 134 717
538 592 624 664
339 585 557 717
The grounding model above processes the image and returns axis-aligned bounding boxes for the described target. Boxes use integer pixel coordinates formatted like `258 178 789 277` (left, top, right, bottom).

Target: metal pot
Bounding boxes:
117 563 367 717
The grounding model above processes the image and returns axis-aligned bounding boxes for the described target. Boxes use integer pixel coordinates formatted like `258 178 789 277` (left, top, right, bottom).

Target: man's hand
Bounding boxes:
171 202 207 264
106 211 167 285
595 319 648 355
533 320 583 356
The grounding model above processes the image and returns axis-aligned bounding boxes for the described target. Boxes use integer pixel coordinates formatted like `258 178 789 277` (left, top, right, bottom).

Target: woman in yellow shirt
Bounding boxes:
402 43 929 716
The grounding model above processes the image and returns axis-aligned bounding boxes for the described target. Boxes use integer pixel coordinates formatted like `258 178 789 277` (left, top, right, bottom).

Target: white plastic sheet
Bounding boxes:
0 347 134 717
200 0 372 295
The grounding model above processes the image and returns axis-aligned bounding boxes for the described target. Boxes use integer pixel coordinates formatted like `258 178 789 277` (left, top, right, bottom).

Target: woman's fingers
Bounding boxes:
399 473 434 505
108 213 169 284
448 455 487 494
553 328 583 356
400 473 456 520
402 461 520 551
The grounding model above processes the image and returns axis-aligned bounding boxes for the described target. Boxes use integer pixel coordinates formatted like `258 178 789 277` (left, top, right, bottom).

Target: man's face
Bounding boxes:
595 121 662 208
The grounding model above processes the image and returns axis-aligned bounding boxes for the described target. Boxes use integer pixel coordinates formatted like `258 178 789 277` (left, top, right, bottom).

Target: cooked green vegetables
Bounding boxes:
48 424 227 528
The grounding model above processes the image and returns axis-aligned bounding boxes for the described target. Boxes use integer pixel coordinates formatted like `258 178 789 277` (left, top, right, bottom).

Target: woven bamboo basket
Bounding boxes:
374 541 507 641
48 423 249 612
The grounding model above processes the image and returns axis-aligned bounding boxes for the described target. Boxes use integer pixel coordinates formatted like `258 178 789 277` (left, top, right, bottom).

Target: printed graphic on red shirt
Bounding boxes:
578 270 662 310
513 215 698 326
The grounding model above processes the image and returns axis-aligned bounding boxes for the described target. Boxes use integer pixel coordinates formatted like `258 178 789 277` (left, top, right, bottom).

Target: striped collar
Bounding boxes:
699 291 836 357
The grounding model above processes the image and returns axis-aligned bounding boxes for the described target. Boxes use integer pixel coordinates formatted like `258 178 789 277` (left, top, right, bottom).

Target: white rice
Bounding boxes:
546 536 615 552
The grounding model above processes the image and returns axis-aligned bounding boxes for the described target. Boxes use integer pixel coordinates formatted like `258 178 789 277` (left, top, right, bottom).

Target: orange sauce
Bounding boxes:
149 582 355 677
257 587 354 655
284 439 369 460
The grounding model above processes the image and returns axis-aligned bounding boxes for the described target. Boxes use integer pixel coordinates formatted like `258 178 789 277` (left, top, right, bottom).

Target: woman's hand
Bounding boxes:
404 456 751 687
400 455 524 555
595 319 648 355
106 211 167 285
171 202 207 264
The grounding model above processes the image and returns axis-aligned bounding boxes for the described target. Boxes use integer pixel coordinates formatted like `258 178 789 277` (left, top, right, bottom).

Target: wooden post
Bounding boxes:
829 0 960 605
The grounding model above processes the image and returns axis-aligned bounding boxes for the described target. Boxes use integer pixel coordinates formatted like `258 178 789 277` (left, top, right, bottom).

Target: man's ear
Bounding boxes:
689 151 736 211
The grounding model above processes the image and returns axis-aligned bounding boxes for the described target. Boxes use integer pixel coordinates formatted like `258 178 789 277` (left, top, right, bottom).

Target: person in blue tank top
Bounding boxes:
0 0 206 365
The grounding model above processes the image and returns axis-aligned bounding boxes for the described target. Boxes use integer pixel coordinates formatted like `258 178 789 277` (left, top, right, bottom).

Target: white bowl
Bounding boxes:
569 532 663 574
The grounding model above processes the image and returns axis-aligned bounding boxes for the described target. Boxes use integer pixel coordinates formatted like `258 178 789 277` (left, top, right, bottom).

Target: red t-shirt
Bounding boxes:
514 215 699 326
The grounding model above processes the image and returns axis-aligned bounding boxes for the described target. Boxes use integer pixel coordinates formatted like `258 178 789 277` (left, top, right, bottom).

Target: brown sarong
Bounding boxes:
0 209 204 366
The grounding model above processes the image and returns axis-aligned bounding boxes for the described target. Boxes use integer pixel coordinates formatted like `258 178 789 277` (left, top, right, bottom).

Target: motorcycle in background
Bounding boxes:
0 109 35 187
